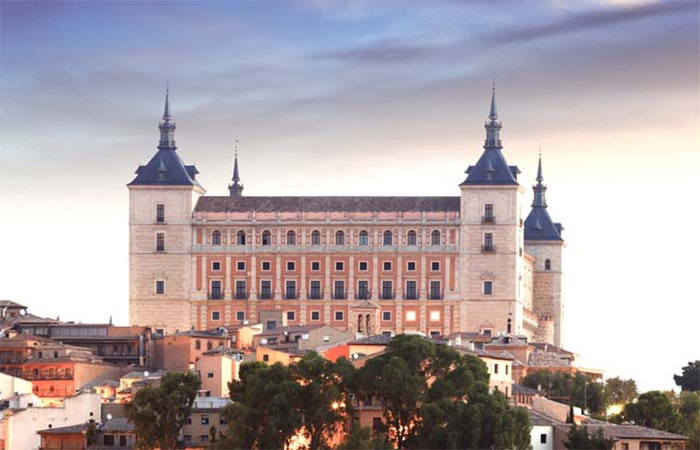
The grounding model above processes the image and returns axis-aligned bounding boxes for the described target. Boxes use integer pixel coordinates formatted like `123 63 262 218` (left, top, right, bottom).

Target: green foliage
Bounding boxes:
563 423 614 450
674 361 700 392
336 424 392 450
85 420 97 446
624 390 682 433
679 391 700 449
125 371 200 450
604 377 638 405
521 370 605 415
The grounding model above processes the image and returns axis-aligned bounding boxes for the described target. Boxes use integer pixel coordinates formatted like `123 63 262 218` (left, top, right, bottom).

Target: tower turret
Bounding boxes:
158 88 176 150
228 142 244 197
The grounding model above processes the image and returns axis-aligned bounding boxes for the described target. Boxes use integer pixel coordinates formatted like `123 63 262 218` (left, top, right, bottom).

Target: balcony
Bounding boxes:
429 291 444 300
481 245 496 253
482 215 496 224
208 292 224 300
355 292 371 301
380 291 395 300
308 292 322 300
234 291 249 300
332 291 347 300
283 291 298 300
404 292 418 300
259 291 272 300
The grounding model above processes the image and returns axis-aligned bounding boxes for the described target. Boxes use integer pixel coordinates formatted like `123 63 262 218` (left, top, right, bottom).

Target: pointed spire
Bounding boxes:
484 83 502 149
489 82 498 121
163 83 172 121
229 140 244 197
532 151 547 208
158 85 177 150
536 148 543 183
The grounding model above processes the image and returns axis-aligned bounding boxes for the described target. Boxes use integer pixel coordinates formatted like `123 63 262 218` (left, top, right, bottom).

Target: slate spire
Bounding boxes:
524 152 563 241
484 83 502 149
158 86 176 150
229 140 244 197
533 151 547 208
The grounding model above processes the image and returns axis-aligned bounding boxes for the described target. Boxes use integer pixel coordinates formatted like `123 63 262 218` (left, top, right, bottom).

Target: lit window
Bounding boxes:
359 230 368 245
405 311 417 322
407 230 417 246
430 310 440 322
212 230 221 246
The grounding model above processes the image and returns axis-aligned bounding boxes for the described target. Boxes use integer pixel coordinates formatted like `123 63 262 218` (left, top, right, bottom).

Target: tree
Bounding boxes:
125 371 200 449
563 423 614 450
604 377 638 405
678 391 700 450
674 361 700 392
624 391 682 433
336 423 392 450
521 370 606 415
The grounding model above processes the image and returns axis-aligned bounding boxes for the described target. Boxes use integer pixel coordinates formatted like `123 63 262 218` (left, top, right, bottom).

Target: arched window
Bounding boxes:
545 259 551 270
358 314 363 333
407 230 417 246
262 230 271 246
335 230 345 246
431 230 441 246
359 230 368 246
311 230 321 245
383 230 393 246
287 230 296 246
212 230 222 246
236 230 246 245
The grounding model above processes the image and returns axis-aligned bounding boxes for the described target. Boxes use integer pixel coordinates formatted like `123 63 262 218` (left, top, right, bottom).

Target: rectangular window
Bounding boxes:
334 311 344 321
120 435 127 447
540 434 547 444
405 310 417 322
407 261 416 271
382 331 391 337
207 372 214 378
235 280 247 299
285 281 297 299
381 281 393 300
156 233 165 252
357 280 369 300
309 280 321 299
201 415 209 425
431 261 440 271
155 280 165 295
506 365 509 375
382 311 391 321
405 281 417 299
429 281 441 300
483 233 494 252
212 261 221 271
429 311 440 322
334 280 345 299
287 311 295 321
287 261 296 271
358 261 368 271
494 363 499 374
263 354 269 362
311 311 320 321
335 261 344 271
236 311 245 321
210 281 222 300
237 261 245 271
311 261 320 271
156 204 165 223
261 261 271 271
483 281 493 295
260 280 272 299
266 320 276 330
484 204 494 223
211 311 220 321
383 261 392 271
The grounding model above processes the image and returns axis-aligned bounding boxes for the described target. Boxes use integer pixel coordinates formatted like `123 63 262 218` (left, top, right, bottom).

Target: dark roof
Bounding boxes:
556 422 687 441
524 207 563 241
531 342 575 355
37 423 89 434
127 148 201 188
512 384 539 395
101 417 135 432
460 149 520 186
350 334 394 345
452 345 515 361
258 324 325 337
0 300 26 309
194 196 460 213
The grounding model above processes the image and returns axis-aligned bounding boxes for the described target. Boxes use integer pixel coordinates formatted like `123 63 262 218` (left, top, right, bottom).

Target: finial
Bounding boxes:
229 140 244 197
536 148 544 183
489 82 498 121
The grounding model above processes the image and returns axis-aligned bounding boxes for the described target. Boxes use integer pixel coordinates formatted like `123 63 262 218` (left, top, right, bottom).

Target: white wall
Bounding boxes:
531 425 553 450
0 372 33 400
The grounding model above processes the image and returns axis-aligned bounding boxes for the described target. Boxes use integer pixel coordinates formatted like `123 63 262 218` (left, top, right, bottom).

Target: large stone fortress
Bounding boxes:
128 88 565 345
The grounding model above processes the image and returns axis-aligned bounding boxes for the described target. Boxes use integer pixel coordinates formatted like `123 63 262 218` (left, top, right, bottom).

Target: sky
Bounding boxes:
1 0 698 392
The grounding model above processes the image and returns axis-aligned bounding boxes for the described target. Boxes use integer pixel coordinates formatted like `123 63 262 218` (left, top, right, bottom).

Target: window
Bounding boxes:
285 280 297 299
156 204 165 223
263 354 269 362
220 417 227 425
382 311 391 321
484 204 494 223
334 311 344 321
545 259 551 270
286 230 296 245
156 280 165 295
120 435 127 447
236 311 245 321
407 230 417 246
201 435 209 443
212 230 222 246
431 230 441 245
287 311 295 321
407 261 416 271
237 261 245 271
405 281 417 299
381 281 393 299
207 341 213 351
429 310 440 322
236 230 246 245
429 281 441 300
287 261 296 271
195 340 201 350
212 261 221 271
494 363 499 374
383 261 392 271
262 230 271 245
405 310 417 322
156 233 165 252
334 281 345 299
311 310 320 321
311 230 321 245
235 280 247 299
335 230 345 245
483 233 494 252
261 261 271 271
505 365 509 375
260 281 272 299
357 281 369 300
359 230 368 245
483 281 493 295
104 435 115 446
311 261 320 271
335 261 344 271
383 230 392 245
540 434 547 444
309 280 321 299
372 417 382 431
212 311 220 321
358 261 368 271
210 281 222 299
431 261 440 271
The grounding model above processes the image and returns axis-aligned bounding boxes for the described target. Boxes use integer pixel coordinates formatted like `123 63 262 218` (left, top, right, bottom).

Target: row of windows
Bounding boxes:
206 259 443 273
209 229 443 246
210 309 444 324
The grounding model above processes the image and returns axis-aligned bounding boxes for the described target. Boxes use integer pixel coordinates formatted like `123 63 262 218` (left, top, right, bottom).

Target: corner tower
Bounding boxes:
127 89 205 334
459 86 530 338
524 155 565 346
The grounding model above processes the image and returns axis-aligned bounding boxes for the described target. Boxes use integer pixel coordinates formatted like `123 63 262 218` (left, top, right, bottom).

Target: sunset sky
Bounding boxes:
1 1 698 391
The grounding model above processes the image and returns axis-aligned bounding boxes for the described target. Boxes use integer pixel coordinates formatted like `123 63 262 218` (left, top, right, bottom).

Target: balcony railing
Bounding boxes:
481 245 496 253
259 291 273 300
283 291 299 300
234 291 249 300
429 291 444 300
482 215 496 224
355 292 371 300
208 292 224 300
309 291 322 300
404 292 418 300
380 291 395 300
333 291 347 300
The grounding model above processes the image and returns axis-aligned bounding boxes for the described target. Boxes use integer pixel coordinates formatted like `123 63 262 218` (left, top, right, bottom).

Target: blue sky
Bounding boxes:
1 0 698 392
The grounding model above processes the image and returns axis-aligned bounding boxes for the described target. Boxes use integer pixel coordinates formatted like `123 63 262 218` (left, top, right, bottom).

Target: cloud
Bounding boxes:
316 39 437 63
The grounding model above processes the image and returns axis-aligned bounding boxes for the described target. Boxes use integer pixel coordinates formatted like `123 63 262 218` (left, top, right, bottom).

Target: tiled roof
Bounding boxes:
524 207 563 241
452 345 515 361
513 384 539 395
527 352 573 368
257 324 325 337
350 334 394 345
128 148 201 188
37 423 89 434
0 300 26 309
194 196 460 213
486 333 529 347
556 422 687 441
101 417 134 432
531 342 575 356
